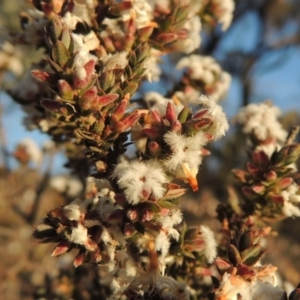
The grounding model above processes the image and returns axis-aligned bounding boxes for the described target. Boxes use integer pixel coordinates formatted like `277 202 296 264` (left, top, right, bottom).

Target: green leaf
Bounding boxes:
51 40 71 67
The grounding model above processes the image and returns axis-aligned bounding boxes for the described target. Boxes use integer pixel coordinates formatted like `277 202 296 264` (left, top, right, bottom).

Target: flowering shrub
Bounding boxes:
1 0 300 299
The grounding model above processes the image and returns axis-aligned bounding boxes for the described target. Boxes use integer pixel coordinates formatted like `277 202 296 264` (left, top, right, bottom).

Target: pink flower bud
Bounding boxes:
157 33 178 45
148 141 161 156
57 79 74 100
90 94 119 111
113 99 127 120
121 111 140 130
51 241 71 256
171 120 182 132
74 250 85 268
165 102 177 124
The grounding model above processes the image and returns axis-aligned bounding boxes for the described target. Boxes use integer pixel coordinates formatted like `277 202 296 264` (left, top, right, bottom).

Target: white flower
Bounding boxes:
281 183 300 217
216 273 252 300
70 0 96 25
19 138 43 166
172 16 202 54
159 209 183 231
73 48 97 79
177 55 231 101
155 231 170 258
63 199 83 221
198 95 229 139
212 0 235 31
200 225 217 263
143 49 162 82
112 159 168 204
200 0 235 31
99 52 128 71
234 102 287 143
163 131 207 190
71 31 100 52
69 223 89 245
145 92 184 115
123 0 154 29
62 12 82 30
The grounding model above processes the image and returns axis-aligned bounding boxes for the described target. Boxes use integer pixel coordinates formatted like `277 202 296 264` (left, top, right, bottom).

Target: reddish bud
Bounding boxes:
149 110 163 125
113 99 127 120
171 120 182 132
176 28 188 39
278 177 293 190
79 86 97 110
73 76 88 89
31 70 55 83
215 257 233 274
124 224 135 236
127 209 139 222
121 111 140 130
266 170 277 182
74 250 85 267
57 79 74 100
165 102 177 124
252 184 265 195
102 36 115 53
193 109 209 120
138 26 154 41
148 141 162 156
157 33 178 45
142 210 154 221
237 264 256 280
84 59 96 80
51 241 71 256
90 94 119 111
142 128 161 139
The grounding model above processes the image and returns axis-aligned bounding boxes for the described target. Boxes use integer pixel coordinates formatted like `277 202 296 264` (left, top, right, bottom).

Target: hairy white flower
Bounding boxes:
216 273 251 300
99 52 128 71
177 55 231 101
72 31 100 52
144 49 162 82
200 0 235 31
281 183 300 217
155 231 170 257
145 92 183 114
73 48 97 79
62 12 82 30
112 159 168 204
69 223 89 245
234 102 287 143
70 0 96 25
159 209 183 231
198 95 229 139
200 225 217 263
173 16 202 54
163 131 207 190
123 0 154 29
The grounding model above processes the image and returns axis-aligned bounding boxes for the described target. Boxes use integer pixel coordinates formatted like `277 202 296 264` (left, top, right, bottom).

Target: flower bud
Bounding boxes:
157 33 178 45
148 141 162 157
57 79 74 100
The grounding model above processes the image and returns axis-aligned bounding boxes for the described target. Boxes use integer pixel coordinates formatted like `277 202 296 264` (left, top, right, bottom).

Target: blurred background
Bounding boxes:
1 0 300 299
